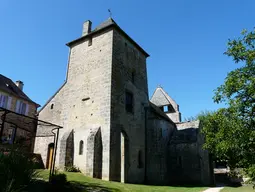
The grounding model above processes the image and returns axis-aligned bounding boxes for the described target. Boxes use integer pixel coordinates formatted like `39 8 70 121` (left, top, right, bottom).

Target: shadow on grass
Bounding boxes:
215 172 242 188
26 180 120 192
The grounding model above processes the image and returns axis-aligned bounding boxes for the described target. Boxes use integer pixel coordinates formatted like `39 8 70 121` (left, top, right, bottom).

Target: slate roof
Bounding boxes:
66 18 149 57
171 120 201 143
150 87 179 111
149 102 175 125
176 120 200 130
0 74 40 106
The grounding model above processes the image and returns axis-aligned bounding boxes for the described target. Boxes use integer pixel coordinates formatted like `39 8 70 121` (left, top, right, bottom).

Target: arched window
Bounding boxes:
79 140 84 155
50 104 54 109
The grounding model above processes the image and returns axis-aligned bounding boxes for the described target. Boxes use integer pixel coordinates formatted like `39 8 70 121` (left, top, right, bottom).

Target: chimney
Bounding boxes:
15 80 24 91
82 20 92 36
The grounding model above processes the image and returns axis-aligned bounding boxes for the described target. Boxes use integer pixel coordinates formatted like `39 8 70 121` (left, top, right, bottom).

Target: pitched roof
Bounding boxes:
94 18 115 31
170 120 200 144
149 102 175 125
176 120 200 130
38 82 66 112
0 74 40 107
150 87 179 111
66 18 149 57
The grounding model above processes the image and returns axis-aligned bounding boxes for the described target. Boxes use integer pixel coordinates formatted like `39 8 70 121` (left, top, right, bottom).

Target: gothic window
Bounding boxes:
50 104 54 109
79 140 84 155
125 91 134 113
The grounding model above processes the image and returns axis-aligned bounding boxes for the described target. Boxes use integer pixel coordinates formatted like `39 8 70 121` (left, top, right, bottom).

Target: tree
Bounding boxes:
200 109 255 169
200 28 255 180
214 28 255 127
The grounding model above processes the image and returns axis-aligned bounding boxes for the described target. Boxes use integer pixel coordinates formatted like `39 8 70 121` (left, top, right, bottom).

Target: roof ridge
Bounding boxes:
66 18 149 57
158 87 177 106
0 74 40 107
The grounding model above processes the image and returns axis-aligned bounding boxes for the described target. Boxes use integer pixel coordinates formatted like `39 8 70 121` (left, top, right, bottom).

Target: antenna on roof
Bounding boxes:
108 9 112 18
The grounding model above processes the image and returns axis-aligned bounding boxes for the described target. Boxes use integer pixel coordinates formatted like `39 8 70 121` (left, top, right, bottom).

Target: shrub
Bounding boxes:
30 154 44 169
245 165 255 188
64 165 80 172
0 148 37 192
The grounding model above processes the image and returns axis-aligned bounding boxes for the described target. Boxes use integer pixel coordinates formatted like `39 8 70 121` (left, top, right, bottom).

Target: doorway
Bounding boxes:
46 143 54 169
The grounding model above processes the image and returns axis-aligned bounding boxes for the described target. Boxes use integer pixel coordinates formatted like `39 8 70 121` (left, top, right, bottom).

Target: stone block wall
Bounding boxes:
34 28 113 180
146 109 176 185
110 29 149 183
168 121 214 185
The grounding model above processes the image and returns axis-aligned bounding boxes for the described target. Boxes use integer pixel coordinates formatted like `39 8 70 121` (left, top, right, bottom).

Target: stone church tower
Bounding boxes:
34 18 150 183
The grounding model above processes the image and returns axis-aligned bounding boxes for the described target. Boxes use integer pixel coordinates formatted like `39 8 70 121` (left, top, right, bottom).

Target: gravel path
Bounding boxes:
203 186 224 192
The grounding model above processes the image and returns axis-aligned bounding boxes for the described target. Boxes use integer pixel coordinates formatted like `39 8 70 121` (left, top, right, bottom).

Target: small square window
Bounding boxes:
163 106 168 112
125 91 134 113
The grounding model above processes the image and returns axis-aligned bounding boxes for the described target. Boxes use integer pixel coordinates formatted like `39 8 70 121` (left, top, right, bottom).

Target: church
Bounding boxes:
34 18 214 185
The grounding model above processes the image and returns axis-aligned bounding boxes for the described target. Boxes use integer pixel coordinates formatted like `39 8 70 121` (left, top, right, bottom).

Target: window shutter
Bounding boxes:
15 100 20 113
7 96 12 110
25 104 29 116
1 95 8 109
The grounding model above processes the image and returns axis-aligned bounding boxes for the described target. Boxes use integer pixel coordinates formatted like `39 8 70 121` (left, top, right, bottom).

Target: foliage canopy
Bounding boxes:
201 28 255 176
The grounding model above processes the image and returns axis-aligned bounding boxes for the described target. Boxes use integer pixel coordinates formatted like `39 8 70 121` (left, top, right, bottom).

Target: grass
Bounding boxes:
222 185 254 192
36 169 208 192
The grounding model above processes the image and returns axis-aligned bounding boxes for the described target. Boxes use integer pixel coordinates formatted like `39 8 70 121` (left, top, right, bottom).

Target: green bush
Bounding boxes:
245 165 255 187
0 149 37 192
30 154 44 169
64 165 80 172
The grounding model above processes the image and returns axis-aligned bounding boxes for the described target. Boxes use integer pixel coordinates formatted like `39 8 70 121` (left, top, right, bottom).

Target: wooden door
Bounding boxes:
46 143 54 169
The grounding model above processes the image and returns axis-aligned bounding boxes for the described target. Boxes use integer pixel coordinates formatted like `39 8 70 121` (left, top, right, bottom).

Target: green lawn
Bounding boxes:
222 185 254 192
36 169 208 192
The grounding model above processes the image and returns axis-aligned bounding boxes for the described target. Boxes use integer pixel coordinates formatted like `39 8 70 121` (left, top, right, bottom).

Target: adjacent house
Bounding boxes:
0 74 40 152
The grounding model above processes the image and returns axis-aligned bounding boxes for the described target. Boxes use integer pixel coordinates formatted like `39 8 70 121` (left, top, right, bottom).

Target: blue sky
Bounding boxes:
1 0 254 119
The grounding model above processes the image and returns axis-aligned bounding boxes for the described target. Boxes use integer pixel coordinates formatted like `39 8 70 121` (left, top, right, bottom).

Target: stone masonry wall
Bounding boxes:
168 121 214 185
109 29 149 183
34 28 113 180
146 110 176 185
